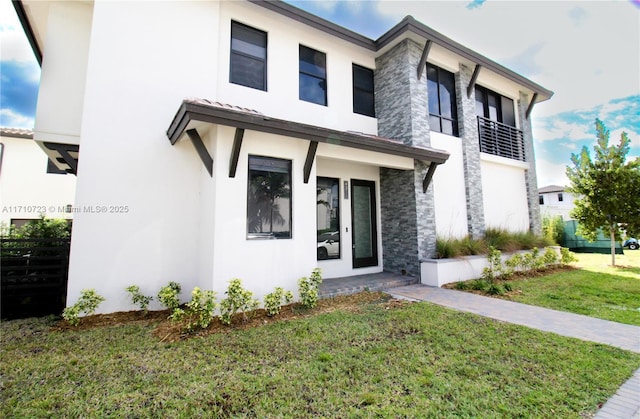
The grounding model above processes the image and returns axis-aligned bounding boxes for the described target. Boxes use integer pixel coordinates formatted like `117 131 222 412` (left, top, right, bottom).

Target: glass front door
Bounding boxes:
351 179 378 268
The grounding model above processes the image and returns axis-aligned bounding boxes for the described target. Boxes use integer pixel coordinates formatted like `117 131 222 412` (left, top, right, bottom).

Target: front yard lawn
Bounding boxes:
2 293 639 417
483 252 640 325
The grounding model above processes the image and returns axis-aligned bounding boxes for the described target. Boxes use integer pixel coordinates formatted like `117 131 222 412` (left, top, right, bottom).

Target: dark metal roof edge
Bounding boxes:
12 0 42 66
168 100 449 164
251 0 376 51
377 16 553 100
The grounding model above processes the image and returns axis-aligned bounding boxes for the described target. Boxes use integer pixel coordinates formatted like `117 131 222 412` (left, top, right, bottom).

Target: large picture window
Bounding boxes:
317 177 340 260
352 64 375 117
299 45 327 106
247 156 291 239
427 63 458 136
230 21 267 91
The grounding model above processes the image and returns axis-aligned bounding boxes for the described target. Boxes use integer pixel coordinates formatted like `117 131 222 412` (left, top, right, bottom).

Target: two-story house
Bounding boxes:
538 185 576 220
15 0 552 313
0 128 76 228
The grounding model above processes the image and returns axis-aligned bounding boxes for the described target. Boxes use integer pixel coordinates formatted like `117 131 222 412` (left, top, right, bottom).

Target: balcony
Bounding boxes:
477 116 525 161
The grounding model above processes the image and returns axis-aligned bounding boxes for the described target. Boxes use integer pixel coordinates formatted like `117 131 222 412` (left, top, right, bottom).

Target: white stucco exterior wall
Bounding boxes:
34 2 93 145
66 1 222 313
539 191 576 220
217 1 378 135
431 132 468 238
480 154 530 232
0 135 76 225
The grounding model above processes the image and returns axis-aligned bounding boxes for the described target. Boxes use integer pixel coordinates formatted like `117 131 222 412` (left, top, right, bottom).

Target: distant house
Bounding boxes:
15 0 552 313
538 185 576 220
0 128 76 229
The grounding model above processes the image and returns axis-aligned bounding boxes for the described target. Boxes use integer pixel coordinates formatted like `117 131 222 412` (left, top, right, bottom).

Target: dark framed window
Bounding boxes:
317 177 340 260
427 63 458 136
247 156 292 239
539 195 544 205
475 85 516 127
352 64 375 117
558 193 563 202
230 21 267 91
299 45 327 106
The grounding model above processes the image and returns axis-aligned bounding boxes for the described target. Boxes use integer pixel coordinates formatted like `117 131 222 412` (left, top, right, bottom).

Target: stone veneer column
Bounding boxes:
518 91 542 235
455 63 486 239
376 39 437 276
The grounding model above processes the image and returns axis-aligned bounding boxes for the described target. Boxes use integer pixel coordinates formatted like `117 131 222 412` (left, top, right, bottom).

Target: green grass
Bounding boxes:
501 251 640 325
2 298 640 417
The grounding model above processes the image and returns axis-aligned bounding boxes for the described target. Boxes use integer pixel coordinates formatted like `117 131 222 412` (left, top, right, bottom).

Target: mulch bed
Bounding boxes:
52 291 412 343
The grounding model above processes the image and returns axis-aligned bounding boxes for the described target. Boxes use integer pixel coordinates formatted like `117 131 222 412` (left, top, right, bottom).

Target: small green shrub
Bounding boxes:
542 248 559 266
486 283 505 296
469 279 488 291
505 253 523 273
436 237 460 259
158 282 182 312
481 246 506 282
542 215 565 245
454 281 470 290
172 287 218 332
220 279 259 325
484 228 513 251
264 287 294 317
503 283 513 292
299 268 323 309
560 247 578 264
125 285 153 313
62 289 105 326
460 236 487 256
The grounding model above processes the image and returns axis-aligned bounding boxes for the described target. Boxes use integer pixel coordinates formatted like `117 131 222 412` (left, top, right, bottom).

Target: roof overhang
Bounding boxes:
167 99 450 165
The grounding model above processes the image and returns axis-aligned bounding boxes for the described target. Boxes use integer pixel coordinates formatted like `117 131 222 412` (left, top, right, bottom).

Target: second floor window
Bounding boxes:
352 64 375 117
475 86 515 127
230 21 267 91
427 64 458 136
299 45 327 106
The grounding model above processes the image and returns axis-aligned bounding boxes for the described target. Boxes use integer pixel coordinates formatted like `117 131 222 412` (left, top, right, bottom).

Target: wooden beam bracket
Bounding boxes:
303 141 318 184
422 163 438 192
525 92 538 119
467 64 482 98
417 40 432 80
186 129 213 177
229 128 244 178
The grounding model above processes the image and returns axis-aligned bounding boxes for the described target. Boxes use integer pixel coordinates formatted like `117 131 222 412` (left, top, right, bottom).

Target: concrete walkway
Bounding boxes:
387 284 640 418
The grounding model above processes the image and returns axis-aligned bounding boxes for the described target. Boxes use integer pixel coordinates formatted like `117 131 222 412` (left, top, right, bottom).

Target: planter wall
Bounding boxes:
420 246 561 287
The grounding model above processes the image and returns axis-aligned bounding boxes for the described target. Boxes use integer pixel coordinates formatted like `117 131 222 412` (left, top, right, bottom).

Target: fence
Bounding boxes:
1 238 70 319
477 116 525 161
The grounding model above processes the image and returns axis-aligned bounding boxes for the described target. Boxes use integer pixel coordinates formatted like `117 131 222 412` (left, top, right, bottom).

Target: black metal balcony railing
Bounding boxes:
477 116 525 161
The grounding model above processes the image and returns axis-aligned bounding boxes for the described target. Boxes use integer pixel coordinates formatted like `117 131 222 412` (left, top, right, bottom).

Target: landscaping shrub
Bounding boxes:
299 268 323 309
62 289 105 326
172 287 218 332
158 282 182 312
125 285 153 314
264 287 294 317
542 248 559 266
436 237 460 259
542 215 565 245
220 279 259 325
560 247 578 264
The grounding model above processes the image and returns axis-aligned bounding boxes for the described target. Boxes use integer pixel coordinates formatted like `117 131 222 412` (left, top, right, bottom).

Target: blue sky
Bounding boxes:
1 0 638 186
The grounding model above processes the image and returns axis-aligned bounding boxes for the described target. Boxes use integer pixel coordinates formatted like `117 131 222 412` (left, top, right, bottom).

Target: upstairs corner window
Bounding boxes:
247 156 291 239
317 177 340 260
299 45 327 106
230 21 267 91
475 85 515 127
352 64 375 117
539 195 544 205
558 193 564 202
427 63 458 137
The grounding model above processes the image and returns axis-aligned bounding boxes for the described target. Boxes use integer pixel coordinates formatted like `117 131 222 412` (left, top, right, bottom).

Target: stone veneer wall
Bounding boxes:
455 63 486 239
376 39 437 276
518 91 542 235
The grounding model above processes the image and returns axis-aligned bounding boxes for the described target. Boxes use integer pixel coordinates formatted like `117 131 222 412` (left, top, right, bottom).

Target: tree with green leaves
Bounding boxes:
566 119 640 266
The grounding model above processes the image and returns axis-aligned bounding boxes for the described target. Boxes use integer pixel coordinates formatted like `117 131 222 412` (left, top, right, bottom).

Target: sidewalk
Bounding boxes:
386 284 640 418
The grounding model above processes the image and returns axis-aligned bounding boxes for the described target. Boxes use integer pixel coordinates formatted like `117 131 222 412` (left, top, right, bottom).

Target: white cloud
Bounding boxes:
0 109 34 128
533 120 591 142
535 158 569 188
0 0 36 62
